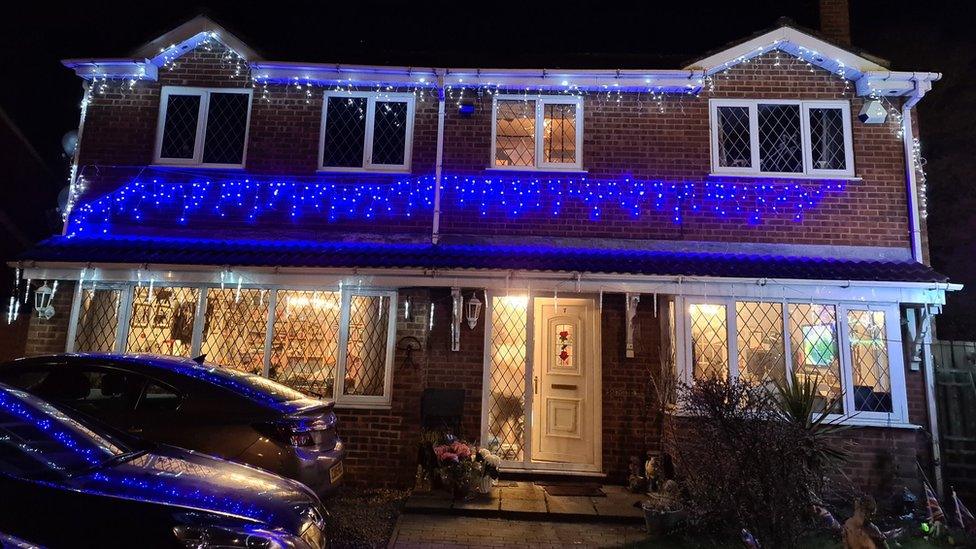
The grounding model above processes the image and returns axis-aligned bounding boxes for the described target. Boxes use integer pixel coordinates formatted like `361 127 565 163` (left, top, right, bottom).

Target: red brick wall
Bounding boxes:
23 282 74 357
819 0 852 46
71 46 915 250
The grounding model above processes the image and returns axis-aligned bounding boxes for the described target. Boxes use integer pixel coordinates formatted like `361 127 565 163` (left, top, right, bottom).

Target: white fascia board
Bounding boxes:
62 59 157 81
20 263 956 305
855 72 940 98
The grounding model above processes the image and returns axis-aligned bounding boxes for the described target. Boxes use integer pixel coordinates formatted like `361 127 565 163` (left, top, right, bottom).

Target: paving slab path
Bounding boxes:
392 514 648 548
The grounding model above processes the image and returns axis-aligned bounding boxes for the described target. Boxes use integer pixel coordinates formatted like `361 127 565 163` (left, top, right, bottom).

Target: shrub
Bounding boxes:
670 377 846 548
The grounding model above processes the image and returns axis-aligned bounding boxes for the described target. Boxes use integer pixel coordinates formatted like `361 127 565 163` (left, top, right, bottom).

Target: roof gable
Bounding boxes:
685 24 886 80
131 15 260 64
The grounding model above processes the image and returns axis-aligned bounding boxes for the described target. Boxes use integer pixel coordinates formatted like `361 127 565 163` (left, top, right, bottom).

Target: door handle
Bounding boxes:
534 376 539 395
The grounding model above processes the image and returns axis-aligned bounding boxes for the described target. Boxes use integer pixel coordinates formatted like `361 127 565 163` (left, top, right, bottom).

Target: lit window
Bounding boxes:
126 286 200 357
710 99 853 177
73 288 122 352
847 310 892 413
154 87 252 167
319 92 415 171
493 96 583 170
735 301 786 387
486 295 528 461
788 303 843 413
688 303 728 381
270 290 342 398
200 288 269 376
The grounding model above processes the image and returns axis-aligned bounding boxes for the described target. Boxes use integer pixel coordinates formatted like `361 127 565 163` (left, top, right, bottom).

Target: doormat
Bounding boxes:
537 483 606 497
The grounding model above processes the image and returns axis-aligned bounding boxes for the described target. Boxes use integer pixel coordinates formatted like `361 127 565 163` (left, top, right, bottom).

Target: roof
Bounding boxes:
16 236 948 284
60 15 939 98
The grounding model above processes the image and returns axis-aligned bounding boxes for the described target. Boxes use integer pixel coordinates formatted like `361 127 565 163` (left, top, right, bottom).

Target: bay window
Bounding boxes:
677 296 906 424
492 95 583 170
67 284 397 408
709 99 854 177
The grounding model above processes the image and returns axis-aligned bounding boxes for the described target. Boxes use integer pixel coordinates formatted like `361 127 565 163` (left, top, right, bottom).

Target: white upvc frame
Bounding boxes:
675 295 909 427
709 99 855 178
317 91 416 173
490 95 584 172
153 86 253 169
65 281 398 409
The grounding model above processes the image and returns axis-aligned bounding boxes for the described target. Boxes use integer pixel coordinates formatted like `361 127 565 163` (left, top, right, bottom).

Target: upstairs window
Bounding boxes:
710 99 854 177
492 95 583 171
319 91 415 171
154 87 252 168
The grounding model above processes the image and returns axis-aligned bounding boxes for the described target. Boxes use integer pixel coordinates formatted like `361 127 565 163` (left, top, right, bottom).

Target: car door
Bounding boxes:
0 364 142 428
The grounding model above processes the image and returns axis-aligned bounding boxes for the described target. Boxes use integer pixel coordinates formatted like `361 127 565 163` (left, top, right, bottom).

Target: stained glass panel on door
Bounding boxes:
200 288 269 375
495 100 535 167
689 304 728 381
270 291 341 398
126 286 199 357
343 294 391 397
735 302 786 387
788 304 842 413
847 310 892 413
74 288 122 352
554 323 574 368
487 296 528 461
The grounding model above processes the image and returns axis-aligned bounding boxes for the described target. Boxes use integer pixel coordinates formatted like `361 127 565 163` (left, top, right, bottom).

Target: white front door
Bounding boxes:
531 297 601 468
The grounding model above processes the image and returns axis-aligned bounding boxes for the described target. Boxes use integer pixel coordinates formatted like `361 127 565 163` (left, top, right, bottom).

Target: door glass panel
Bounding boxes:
847 310 892 413
270 291 341 397
74 288 122 352
343 294 390 397
201 288 269 375
126 287 198 357
689 304 728 381
554 323 574 368
788 304 842 413
487 295 528 461
735 301 786 388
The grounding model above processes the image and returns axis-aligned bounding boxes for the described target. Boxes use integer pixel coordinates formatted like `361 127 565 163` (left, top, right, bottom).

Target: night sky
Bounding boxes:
2 0 974 336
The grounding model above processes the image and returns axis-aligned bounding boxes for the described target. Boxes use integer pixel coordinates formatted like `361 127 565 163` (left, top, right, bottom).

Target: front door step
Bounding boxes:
403 482 644 524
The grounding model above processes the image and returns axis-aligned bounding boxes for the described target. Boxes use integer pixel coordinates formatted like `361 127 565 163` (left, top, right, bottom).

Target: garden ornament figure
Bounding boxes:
842 496 888 549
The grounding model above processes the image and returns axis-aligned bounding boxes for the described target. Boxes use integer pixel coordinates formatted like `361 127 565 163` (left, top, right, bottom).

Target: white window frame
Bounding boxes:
709 99 855 178
153 86 253 169
65 282 398 410
318 91 416 173
491 95 584 171
675 296 908 426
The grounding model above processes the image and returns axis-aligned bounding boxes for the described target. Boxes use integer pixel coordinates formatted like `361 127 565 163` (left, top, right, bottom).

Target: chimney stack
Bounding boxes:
819 0 851 46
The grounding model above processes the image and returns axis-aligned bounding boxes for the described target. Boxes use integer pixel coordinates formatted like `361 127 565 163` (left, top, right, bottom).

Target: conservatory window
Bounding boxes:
319 91 415 171
788 304 843 413
847 310 893 413
485 295 529 461
200 288 270 376
73 288 123 353
125 286 200 357
710 99 854 177
688 303 729 381
492 96 583 170
735 301 787 388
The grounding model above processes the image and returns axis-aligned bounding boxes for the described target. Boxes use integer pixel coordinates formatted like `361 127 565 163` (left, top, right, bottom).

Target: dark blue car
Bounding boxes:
0 382 327 547
0 354 346 495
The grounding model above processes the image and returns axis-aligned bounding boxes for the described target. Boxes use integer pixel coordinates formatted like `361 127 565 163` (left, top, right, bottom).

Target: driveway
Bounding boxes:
392 514 648 548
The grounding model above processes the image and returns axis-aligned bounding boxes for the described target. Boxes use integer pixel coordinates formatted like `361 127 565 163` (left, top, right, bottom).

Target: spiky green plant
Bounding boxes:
772 372 849 465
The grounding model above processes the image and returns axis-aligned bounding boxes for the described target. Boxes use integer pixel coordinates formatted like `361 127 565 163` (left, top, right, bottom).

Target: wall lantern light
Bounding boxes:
34 281 56 320
466 292 483 329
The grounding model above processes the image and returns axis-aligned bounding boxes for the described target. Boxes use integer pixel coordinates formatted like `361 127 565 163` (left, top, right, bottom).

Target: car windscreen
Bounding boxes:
0 386 127 479
170 362 308 405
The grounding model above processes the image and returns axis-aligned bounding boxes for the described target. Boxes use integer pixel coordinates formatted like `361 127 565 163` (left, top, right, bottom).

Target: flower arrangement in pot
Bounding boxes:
433 440 477 499
474 447 501 496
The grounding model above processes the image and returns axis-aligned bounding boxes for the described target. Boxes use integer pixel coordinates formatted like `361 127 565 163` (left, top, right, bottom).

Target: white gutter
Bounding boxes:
432 78 446 244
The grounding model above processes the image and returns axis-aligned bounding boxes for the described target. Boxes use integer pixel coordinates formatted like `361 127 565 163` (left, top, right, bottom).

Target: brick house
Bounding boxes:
13 4 958 495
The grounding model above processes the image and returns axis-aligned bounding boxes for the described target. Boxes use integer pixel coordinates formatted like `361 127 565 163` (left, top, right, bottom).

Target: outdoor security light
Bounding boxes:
858 100 887 124
466 292 482 329
33 282 55 320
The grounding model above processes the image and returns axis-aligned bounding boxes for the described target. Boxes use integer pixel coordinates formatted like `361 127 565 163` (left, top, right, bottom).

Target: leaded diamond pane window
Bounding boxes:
788 304 842 413
371 101 408 166
74 289 122 352
543 103 577 164
689 304 728 381
758 103 803 173
343 295 391 397
270 291 342 398
809 107 847 171
126 286 199 357
201 289 269 376
159 94 201 159
736 302 786 387
202 92 249 165
322 97 367 168
717 106 752 168
495 100 536 167
847 310 892 413
487 296 528 461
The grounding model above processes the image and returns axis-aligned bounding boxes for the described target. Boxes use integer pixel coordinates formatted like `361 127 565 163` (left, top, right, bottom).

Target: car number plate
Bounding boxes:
330 462 344 483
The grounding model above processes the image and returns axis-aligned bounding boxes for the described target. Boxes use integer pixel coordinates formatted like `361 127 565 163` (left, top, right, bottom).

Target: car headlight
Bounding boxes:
173 524 315 549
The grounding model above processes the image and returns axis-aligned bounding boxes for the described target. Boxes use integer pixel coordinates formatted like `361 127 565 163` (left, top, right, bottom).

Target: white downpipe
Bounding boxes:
901 106 924 263
432 77 446 245
922 310 944 496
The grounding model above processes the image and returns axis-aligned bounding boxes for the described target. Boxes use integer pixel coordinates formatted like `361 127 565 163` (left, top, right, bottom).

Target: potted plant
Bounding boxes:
474 447 501 496
433 440 477 499
641 480 684 537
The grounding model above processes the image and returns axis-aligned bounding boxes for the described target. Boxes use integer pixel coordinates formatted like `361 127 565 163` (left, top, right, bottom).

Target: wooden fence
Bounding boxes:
933 340 976 499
